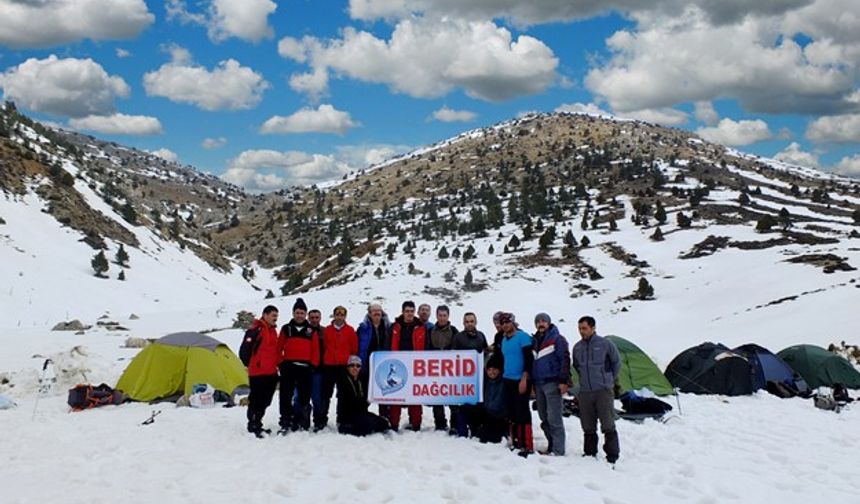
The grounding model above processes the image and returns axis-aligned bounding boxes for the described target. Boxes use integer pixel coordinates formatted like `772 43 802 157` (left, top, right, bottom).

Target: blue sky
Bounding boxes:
1 0 858 190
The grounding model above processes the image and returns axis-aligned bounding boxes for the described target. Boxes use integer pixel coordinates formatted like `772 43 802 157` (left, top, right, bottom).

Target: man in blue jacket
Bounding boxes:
572 316 621 463
532 313 570 456
357 303 390 415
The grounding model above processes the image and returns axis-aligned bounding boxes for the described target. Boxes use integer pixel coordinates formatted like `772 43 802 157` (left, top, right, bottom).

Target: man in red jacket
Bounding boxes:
316 305 358 430
243 305 280 437
386 300 428 431
277 298 320 434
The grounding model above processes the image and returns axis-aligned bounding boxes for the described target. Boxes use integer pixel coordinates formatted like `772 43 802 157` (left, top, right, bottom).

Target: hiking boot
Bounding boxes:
276 428 290 436
406 424 421 432
517 449 532 458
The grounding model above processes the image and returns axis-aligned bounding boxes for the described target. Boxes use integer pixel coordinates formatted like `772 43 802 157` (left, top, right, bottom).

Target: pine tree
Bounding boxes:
650 227 664 241
778 207 792 230
91 251 109 278
488 244 495 254
408 262 416 274
853 209 860 224
114 244 129 267
438 246 450 259
265 289 275 299
738 192 751 205
580 214 588 230
677 212 692 228
580 235 591 247
756 215 777 233
452 247 461 258
635 278 654 300
609 218 618 231
539 226 556 250
121 202 137 225
374 267 383 278
464 269 473 286
463 244 476 261
655 201 667 225
508 234 521 250
563 229 575 247
118 270 126 281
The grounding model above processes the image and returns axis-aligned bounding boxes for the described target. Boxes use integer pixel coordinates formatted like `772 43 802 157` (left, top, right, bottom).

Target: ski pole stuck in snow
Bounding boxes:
31 358 55 420
141 410 161 425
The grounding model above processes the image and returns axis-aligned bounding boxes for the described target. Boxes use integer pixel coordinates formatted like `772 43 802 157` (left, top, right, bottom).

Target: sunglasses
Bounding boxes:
347 364 361 368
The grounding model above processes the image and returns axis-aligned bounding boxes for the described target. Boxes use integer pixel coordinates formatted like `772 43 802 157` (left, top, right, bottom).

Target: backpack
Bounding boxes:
68 383 124 411
239 326 262 367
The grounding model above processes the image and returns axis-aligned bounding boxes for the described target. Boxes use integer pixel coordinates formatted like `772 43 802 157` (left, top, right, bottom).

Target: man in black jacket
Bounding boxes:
337 355 390 436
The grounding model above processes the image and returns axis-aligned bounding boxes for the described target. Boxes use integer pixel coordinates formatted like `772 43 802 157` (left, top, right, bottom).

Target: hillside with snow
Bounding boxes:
1 104 860 504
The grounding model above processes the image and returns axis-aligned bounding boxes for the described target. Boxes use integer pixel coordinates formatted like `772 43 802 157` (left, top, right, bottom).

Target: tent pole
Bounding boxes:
674 387 682 416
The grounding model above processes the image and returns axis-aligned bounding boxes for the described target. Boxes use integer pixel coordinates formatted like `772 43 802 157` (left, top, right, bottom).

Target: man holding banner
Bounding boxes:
371 302 483 432
383 301 428 431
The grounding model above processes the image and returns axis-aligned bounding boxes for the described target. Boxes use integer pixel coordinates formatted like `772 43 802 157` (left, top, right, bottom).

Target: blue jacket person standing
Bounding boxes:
532 313 570 456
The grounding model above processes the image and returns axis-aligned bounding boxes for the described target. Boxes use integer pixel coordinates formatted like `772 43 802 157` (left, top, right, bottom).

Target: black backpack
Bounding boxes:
239 326 262 367
68 384 124 411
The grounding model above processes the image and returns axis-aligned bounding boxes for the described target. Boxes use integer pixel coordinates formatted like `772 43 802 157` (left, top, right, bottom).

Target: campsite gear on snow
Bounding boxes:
813 392 842 413
67 383 125 411
619 391 673 416
116 332 248 402
664 343 754 396
777 345 860 389
31 358 56 420
732 344 810 398
141 410 161 425
0 394 17 410
189 383 216 408
832 383 854 404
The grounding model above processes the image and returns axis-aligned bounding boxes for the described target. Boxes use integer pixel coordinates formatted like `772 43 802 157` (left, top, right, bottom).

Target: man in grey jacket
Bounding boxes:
572 316 621 463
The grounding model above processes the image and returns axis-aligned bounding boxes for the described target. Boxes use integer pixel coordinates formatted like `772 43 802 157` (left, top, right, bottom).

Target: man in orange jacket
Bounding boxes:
386 300 428 431
316 305 358 430
241 305 280 438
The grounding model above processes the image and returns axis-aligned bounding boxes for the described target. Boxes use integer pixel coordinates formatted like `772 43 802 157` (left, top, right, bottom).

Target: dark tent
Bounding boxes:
664 342 754 396
777 345 860 390
733 344 809 397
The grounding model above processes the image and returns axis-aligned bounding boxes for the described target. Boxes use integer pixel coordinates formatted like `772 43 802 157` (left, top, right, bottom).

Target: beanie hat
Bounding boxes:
534 312 552 324
293 297 307 312
486 351 504 373
492 311 504 324
347 355 362 367
498 312 516 325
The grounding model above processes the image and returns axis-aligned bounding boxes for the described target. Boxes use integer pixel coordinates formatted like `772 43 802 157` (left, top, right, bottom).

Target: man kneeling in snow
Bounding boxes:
336 356 391 436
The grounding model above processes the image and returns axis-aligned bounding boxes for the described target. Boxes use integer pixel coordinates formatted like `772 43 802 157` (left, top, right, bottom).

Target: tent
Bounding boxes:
777 345 860 390
605 335 674 396
664 342 754 396
116 332 248 402
732 344 809 396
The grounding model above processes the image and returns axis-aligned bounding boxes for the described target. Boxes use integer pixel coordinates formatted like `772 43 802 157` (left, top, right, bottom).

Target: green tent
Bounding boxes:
570 335 674 396
777 344 860 389
116 332 248 402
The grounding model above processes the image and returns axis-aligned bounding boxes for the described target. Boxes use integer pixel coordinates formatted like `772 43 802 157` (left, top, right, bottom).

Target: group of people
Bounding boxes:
240 298 622 462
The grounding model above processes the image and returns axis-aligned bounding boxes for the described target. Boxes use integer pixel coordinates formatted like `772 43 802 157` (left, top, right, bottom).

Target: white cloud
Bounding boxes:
149 148 179 163
278 18 559 102
260 104 359 135
166 0 276 43
554 102 611 116
431 106 477 122
335 144 413 168
69 114 162 136
0 55 129 117
143 47 269 111
116 48 132 59
806 114 860 143
221 150 351 191
694 101 719 126
623 107 689 126
202 137 227 150
347 0 813 27
774 142 821 168
833 154 860 176
0 0 153 49
585 5 856 115
696 118 774 146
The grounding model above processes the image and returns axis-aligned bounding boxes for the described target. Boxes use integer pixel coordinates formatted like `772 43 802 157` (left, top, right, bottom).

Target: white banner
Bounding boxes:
369 351 484 405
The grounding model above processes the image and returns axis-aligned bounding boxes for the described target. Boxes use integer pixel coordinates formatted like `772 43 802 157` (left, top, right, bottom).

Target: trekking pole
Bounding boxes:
141 410 161 425
31 359 55 420
674 387 682 416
